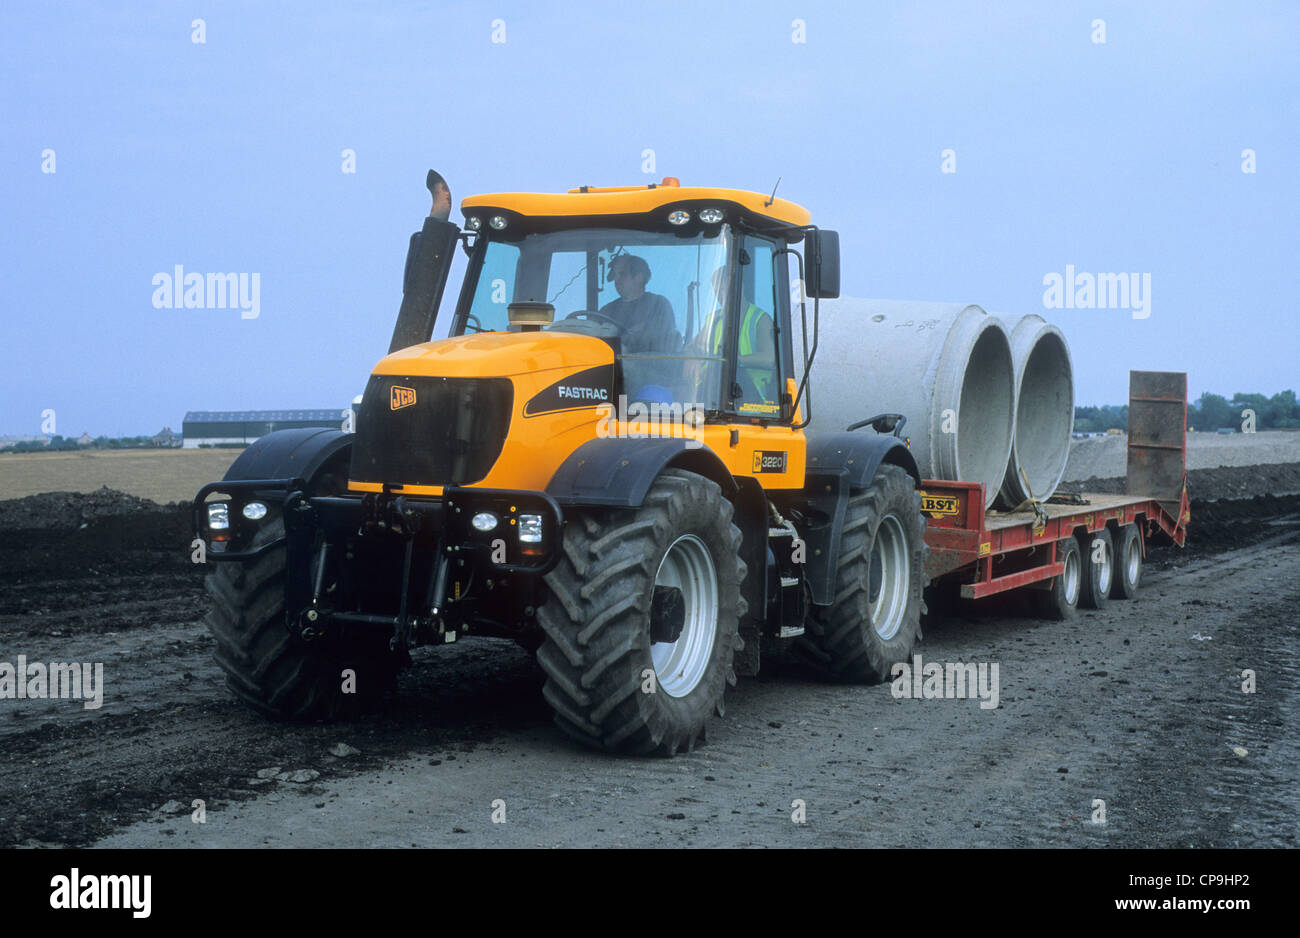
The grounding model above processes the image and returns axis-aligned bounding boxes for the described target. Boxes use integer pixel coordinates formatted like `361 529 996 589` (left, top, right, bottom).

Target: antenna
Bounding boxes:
765 176 782 207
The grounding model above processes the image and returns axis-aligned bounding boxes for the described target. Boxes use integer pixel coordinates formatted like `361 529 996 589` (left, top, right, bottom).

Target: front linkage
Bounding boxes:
194 481 563 653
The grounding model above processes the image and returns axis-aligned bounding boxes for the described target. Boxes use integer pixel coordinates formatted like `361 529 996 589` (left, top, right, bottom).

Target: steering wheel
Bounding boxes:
563 310 622 329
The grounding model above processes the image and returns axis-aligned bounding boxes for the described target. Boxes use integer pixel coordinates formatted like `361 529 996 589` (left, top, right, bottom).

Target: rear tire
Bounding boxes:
1078 527 1113 610
1035 535 1081 620
535 470 746 756
1110 523 1143 599
205 517 403 720
797 464 928 683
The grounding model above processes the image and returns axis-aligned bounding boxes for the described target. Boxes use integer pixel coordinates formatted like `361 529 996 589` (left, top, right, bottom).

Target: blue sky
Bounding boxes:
2 0 1296 437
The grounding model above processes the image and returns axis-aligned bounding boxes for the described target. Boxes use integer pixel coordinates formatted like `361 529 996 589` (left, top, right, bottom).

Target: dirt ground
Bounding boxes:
0 465 1296 848
0 448 240 504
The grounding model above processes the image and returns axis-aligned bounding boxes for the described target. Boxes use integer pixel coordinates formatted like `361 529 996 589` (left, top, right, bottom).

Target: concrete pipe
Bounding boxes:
807 299 1016 508
996 315 1074 507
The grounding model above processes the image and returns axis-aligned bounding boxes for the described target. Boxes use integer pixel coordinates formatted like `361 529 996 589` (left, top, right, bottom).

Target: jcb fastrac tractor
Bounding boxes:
194 172 927 755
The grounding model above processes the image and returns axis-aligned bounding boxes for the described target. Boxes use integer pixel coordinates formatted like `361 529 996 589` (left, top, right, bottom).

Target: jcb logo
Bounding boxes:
752 450 788 473
390 386 417 411
919 491 959 517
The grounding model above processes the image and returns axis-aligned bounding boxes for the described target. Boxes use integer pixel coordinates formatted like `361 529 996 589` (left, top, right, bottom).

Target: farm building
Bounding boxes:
182 410 346 448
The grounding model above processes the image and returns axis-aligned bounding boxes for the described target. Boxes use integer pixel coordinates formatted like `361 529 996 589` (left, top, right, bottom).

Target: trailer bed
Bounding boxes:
985 493 1152 530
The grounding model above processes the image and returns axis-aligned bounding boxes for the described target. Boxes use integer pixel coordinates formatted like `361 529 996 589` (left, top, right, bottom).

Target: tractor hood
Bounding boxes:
351 329 618 491
374 330 614 379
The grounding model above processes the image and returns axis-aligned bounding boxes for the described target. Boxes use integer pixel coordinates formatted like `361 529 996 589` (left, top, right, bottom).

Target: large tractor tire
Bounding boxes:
798 464 928 683
205 517 403 720
535 469 746 756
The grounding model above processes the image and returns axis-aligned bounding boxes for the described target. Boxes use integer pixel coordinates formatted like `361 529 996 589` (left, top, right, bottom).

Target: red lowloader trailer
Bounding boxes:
918 371 1190 617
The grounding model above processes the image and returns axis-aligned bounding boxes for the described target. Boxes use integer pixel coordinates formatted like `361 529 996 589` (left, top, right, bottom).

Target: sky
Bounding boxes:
2 0 1297 437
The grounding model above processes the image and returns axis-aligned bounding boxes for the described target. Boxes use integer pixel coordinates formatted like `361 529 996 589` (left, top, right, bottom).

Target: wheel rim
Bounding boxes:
1126 539 1140 585
868 514 911 640
1063 549 1081 605
1096 539 1113 595
651 534 718 698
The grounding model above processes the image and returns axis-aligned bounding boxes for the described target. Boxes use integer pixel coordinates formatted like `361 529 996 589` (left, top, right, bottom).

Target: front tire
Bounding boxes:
535 470 746 755
205 517 403 720
797 464 928 682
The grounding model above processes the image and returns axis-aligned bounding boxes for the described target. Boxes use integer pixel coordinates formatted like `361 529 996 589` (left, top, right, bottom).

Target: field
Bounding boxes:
0 448 240 504
3 430 1300 509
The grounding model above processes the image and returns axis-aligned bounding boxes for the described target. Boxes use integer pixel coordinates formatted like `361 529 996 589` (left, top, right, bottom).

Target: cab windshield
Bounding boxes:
455 227 734 411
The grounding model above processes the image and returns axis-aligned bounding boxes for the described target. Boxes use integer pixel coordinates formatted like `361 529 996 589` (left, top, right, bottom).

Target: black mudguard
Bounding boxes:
546 437 738 508
221 428 353 487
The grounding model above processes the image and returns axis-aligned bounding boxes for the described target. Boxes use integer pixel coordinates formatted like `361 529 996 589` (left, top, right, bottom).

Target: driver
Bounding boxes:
598 254 679 353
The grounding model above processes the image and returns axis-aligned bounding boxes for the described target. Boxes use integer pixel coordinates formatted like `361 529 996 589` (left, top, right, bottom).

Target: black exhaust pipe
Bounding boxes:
389 169 461 353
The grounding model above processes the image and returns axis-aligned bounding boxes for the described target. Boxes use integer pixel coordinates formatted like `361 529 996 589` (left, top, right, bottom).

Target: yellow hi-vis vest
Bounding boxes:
708 304 774 401
709 303 765 356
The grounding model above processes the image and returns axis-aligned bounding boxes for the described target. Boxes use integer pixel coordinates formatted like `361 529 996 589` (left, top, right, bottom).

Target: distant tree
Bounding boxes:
1267 390 1300 428
1191 392 1234 431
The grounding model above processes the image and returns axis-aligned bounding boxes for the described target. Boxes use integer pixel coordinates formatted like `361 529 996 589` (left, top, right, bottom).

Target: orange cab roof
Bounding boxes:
461 181 811 229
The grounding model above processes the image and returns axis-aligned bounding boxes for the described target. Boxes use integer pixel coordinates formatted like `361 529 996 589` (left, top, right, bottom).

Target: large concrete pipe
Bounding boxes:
807 299 1016 508
996 314 1074 507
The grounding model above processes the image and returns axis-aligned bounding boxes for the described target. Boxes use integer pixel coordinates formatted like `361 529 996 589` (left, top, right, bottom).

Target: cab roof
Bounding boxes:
460 180 812 231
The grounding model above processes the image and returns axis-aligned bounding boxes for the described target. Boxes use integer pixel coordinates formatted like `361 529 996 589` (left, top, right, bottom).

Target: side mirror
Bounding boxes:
804 229 840 299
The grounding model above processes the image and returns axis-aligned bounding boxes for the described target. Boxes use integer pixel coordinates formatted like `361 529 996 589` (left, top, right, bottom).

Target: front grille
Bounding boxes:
350 375 513 486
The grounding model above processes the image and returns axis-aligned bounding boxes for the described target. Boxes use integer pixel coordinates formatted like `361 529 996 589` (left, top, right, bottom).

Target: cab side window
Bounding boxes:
734 239 781 416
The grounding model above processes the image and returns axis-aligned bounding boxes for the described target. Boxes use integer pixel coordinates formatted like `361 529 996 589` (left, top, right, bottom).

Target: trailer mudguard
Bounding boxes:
546 437 738 508
221 428 353 489
801 431 921 606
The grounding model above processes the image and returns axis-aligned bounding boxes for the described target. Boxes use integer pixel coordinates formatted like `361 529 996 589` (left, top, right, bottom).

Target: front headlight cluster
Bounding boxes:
467 510 544 544
207 500 269 532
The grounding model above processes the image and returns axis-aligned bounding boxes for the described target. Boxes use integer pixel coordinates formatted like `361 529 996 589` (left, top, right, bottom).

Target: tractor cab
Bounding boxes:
450 182 823 424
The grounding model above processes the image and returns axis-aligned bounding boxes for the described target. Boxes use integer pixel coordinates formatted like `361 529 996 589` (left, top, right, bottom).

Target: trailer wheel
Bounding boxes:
205 517 402 720
1110 523 1143 600
1078 527 1113 610
798 464 928 683
1035 535 1081 620
535 469 746 756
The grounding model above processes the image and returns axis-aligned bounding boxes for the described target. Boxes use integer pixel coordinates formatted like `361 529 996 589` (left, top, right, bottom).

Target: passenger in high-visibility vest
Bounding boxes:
695 267 777 405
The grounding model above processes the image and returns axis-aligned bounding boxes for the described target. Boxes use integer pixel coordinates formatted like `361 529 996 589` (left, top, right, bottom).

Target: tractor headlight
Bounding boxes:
207 502 230 530
471 511 499 533
698 207 724 224
465 216 483 231
667 210 690 226
242 501 268 521
489 215 508 230
518 513 543 543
